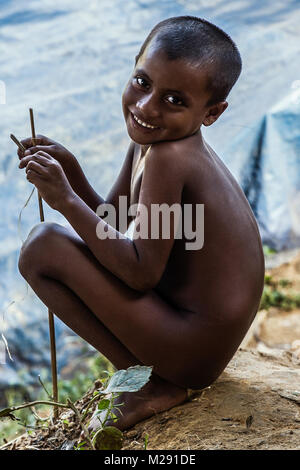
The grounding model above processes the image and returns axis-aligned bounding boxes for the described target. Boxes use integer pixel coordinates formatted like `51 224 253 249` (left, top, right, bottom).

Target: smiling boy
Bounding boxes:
18 16 265 431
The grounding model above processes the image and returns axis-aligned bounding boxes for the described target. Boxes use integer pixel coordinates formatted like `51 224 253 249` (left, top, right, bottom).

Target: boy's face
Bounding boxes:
122 40 227 145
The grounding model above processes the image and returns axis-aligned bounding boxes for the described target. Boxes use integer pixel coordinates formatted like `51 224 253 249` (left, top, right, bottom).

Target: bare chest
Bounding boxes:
130 146 147 207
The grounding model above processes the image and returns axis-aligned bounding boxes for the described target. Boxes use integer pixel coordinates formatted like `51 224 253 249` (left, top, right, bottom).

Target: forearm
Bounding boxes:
63 158 106 212
59 194 146 291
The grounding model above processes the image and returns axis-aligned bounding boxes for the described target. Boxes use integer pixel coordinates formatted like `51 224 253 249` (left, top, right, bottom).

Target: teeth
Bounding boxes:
133 114 158 129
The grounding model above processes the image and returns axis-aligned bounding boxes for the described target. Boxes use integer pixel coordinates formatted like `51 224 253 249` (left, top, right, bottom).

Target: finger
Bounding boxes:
18 135 53 158
17 147 26 159
25 160 47 176
34 150 53 160
18 145 52 160
26 169 45 185
19 152 53 169
20 135 50 148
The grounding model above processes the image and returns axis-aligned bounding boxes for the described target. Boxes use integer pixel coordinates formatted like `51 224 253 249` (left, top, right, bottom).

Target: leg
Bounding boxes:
18 223 188 430
19 222 197 386
26 274 187 430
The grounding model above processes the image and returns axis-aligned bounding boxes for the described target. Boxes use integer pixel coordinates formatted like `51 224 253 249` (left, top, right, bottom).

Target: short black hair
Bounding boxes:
135 16 242 106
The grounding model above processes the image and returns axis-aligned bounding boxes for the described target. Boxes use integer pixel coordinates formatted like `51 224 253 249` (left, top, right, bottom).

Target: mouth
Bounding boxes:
130 112 160 132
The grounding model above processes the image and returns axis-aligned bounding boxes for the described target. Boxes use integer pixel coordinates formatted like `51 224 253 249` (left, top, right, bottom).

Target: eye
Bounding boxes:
165 95 184 106
134 76 150 89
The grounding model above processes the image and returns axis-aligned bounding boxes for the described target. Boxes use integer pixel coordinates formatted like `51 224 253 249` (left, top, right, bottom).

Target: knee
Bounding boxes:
18 222 65 278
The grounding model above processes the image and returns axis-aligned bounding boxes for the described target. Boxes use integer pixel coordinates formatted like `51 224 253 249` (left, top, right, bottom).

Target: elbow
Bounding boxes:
127 245 161 293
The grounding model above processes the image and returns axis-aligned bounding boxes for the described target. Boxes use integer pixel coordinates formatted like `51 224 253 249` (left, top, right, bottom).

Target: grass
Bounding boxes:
259 274 300 311
0 353 115 447
263 245 277 256
0 363 152 450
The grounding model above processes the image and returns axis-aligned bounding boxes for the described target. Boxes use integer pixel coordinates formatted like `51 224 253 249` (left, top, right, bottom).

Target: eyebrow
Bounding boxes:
135 68 190 103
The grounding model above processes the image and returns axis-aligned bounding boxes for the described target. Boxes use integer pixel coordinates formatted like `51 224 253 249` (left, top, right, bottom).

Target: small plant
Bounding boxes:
0 353 114 446
259 276 300 311
84 365 153 450
0 365 153 450
263 245 277 256
144 433 149 450
278 278 292 288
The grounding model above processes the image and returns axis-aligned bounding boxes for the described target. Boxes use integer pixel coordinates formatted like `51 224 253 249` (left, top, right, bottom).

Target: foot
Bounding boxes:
87 375 188 432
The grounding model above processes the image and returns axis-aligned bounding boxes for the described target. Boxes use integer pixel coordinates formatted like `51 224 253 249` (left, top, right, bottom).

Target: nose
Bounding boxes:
136 93 160 119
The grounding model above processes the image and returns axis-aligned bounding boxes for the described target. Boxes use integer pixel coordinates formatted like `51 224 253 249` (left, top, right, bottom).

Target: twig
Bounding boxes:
29 108 45 222
29 108 59 420
67 399 95 450
0 434 27 450
10 134 26 153
38 374 52 399
0 400 70 418
81 391 105 421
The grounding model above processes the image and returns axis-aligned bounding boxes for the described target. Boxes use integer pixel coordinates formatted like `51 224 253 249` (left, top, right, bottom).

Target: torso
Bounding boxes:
130 144 148 208
130 134 265 327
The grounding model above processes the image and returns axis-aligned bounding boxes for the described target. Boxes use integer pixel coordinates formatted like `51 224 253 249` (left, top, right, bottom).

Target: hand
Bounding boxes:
19 150 77 212
17 134 78 177
17 134 90 203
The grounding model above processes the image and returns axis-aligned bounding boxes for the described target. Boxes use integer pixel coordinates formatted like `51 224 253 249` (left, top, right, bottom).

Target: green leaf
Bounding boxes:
110 412 118 422
104 365 152 393
74 440 89 450
94 426 124 450
97 399 110 410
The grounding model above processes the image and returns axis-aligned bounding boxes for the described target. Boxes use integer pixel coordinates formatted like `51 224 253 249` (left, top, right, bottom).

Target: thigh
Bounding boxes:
21 222 197 386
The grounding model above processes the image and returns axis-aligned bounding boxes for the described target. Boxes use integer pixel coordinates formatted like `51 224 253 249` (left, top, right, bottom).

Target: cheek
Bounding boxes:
169 113 189 129
122 81 135 107
122 84 132 119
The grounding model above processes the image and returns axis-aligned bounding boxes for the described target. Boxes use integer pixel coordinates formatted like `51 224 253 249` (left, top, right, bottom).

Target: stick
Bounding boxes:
10 134 26 153
29 108 59 420
29 108 45 221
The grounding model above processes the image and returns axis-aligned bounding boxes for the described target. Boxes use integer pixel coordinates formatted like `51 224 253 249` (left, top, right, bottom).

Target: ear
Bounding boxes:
203 101 228 127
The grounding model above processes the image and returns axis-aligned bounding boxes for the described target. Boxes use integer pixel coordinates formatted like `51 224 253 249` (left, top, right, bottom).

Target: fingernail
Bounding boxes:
24 150 31 156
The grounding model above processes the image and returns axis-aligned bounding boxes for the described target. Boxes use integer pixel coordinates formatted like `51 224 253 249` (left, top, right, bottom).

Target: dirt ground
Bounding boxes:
1 252 300 451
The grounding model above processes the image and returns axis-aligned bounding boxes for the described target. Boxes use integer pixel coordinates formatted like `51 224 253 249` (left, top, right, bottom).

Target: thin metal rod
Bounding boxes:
29 108 58 419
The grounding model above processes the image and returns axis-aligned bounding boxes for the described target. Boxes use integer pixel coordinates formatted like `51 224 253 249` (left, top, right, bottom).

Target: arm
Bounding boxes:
59 141 187 292
18 135 105 211
18 135 135 228
104 140 135 232
19 136 135 228
62 155 105 212
66 140 136 222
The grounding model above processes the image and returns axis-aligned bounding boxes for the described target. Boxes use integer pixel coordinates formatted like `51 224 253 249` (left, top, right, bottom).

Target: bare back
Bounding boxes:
131 133 265 327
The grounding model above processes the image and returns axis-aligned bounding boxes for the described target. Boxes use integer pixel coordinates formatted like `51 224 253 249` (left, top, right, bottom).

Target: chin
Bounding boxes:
125 114 162 145
127 132 159 145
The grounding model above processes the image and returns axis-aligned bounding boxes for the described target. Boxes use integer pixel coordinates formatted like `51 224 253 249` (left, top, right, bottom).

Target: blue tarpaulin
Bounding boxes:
0 0 299 387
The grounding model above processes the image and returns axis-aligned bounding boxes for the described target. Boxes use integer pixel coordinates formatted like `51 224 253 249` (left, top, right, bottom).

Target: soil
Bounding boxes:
1 251 300 451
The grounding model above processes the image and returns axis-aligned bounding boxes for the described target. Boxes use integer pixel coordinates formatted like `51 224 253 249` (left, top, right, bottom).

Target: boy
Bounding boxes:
17 16 265 431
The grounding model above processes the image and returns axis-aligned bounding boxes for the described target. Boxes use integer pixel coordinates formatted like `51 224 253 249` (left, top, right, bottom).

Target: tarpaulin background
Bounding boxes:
0 0 299 387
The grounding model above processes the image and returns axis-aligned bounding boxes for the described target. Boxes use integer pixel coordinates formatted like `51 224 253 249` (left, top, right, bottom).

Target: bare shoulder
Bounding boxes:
147 135 202 175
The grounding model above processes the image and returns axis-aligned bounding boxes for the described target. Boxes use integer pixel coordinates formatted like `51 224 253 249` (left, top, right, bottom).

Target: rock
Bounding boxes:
121 349 300 450
94 426 124 450
60 440 76 450
2 348 299 451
